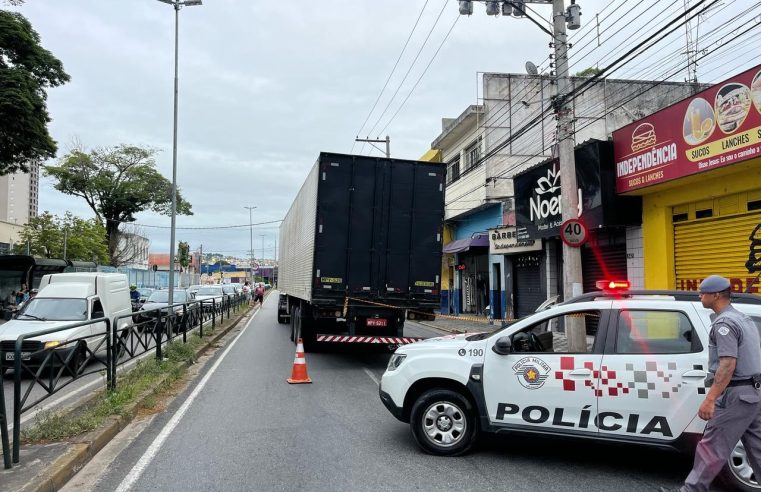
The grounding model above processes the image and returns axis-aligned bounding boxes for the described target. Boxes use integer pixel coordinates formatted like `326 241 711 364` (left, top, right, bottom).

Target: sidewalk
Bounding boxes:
414 313 505 334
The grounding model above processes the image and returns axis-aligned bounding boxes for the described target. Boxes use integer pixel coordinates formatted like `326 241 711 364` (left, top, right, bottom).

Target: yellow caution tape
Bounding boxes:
343 296 513 324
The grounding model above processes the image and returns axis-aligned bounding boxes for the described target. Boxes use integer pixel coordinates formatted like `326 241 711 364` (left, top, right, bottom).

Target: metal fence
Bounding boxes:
0 293 247 469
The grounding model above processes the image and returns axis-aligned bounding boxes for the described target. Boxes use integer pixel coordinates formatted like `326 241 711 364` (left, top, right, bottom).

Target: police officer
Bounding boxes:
660 275 761 492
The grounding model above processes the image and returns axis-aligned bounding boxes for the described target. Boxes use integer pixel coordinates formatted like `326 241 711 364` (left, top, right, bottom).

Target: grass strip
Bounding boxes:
20 314 234 443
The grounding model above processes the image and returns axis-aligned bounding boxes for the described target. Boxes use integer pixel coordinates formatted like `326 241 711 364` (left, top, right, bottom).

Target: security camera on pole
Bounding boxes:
457 0 585 349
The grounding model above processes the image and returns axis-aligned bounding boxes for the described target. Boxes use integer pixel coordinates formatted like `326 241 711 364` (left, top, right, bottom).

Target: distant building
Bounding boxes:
0 220 23 255
117 233 150 269
0 162 40 225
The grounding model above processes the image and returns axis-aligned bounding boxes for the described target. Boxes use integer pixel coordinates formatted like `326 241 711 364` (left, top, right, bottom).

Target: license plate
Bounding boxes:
367 319 388 327
5 352 31 361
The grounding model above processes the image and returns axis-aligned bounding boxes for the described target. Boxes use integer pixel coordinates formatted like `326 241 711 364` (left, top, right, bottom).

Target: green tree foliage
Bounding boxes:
14 211 109 263
177 241 190 270
0 10 69 175
574 66 602 77
44 144 193 266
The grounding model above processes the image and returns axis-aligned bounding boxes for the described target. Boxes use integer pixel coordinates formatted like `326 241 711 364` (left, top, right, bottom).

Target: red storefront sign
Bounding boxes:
614 64 761 193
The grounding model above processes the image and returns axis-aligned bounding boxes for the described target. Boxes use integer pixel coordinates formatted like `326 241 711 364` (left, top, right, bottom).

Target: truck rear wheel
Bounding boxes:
410 389 477 456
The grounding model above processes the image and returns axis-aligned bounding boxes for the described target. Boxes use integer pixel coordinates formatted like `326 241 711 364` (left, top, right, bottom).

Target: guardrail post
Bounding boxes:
182 304 187 344
13 336 24 463
212 299 216 329
107 318 114 391
155 314 163 361
199 301 204 338
0 347 11 469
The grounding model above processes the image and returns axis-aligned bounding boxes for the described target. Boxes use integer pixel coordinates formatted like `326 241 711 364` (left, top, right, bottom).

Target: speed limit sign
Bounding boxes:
560 219 588 247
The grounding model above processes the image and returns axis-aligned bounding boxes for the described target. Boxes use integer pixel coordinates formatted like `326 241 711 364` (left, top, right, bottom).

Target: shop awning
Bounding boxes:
442 235 489 253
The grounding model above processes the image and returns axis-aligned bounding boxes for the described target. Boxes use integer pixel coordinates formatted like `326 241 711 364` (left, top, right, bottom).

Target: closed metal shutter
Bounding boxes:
674 211 761 292
514 253 543 318
582 246 628 293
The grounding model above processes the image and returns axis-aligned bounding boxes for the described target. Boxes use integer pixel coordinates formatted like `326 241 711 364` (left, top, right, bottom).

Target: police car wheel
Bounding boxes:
410 389 477 456
722 441 761 491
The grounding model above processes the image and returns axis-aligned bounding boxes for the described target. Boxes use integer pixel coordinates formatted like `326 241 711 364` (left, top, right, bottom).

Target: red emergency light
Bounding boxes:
455 264 466 271
596 280 631 291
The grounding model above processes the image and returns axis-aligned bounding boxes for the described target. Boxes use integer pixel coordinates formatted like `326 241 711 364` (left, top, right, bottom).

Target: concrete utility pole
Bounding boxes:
354 136 390 157
552 0 585 352
245 206 256 284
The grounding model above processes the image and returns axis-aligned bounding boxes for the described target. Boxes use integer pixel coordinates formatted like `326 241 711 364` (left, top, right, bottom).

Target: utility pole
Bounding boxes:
552 0 584 352
354 136 390 157
245 206 256 285
63 229 68 260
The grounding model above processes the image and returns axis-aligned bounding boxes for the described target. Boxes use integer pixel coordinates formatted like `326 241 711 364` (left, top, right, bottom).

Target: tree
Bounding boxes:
178 240 190 270
574 66 602 77
0 10 70 175
44 144 193 266
14 211 109 263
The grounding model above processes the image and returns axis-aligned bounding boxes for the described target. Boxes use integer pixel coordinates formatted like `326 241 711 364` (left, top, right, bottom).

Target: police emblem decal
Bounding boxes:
718 326 730 336
512 356 551 389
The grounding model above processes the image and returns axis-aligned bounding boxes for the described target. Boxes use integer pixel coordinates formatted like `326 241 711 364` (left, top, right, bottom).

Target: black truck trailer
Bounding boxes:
277 152 445 350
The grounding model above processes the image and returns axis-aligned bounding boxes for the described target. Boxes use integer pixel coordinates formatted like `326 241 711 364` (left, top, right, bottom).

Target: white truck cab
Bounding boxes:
379 287 761 491
0 273 131 370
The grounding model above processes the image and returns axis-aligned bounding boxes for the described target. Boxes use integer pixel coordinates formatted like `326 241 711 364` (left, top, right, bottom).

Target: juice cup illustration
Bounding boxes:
690 107 702 139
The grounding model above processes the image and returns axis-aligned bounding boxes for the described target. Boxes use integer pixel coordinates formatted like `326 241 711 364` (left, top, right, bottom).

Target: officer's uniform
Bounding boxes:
681 277 761 492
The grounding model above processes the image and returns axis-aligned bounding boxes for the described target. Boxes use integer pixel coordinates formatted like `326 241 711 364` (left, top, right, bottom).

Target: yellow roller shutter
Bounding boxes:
674 211 761 293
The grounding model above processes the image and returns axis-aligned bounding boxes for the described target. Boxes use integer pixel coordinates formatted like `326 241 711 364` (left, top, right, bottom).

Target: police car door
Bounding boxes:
483 301 610 433
596 301 708 442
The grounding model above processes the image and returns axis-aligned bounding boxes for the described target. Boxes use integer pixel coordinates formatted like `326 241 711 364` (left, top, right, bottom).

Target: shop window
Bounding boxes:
695 209 713 219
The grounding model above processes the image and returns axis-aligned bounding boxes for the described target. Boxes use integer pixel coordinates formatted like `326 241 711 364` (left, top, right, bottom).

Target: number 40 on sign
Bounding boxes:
560 219 588 247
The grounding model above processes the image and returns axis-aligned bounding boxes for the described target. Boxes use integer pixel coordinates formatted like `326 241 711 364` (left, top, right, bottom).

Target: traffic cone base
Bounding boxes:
287 338 312 384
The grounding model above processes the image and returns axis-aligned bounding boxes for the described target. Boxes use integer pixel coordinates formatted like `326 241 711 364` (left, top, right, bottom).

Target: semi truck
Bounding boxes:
277 152 445 350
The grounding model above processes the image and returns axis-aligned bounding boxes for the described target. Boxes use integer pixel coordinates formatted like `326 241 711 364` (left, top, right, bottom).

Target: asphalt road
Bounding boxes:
62 294 718 492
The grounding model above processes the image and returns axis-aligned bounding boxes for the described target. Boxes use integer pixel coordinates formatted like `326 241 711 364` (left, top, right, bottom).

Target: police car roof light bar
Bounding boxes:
596 280 631 291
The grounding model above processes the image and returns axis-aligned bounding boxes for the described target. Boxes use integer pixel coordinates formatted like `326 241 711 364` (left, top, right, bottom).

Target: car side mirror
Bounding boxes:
492 336 513 355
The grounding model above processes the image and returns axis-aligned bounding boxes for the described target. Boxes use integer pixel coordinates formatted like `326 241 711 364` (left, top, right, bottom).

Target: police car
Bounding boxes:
379 282 761 491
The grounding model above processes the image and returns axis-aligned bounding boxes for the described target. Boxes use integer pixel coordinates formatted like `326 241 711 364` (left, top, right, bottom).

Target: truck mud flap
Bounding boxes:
316 335 422 345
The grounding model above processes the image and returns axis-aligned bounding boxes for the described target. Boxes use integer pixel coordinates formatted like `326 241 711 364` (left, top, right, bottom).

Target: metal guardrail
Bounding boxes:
0 292 247 469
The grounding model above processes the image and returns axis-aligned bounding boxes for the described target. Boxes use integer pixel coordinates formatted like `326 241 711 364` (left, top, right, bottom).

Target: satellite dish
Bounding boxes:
525 61 538 75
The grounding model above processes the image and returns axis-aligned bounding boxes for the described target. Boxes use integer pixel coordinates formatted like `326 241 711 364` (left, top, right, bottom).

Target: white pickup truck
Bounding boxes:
0 273 132 373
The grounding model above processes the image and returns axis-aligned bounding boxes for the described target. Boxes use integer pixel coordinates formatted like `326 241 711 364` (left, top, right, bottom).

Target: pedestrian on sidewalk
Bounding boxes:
660 275 761 492
254 283 264 306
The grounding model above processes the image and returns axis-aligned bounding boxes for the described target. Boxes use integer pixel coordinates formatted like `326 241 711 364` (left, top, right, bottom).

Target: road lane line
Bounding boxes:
114 308 259 492
363 367 379 386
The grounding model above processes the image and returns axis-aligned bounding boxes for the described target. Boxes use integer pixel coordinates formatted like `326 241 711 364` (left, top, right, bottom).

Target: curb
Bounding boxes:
20 302 257 492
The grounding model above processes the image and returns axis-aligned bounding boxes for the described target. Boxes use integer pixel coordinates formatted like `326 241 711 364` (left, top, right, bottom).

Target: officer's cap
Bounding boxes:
699 275 730 293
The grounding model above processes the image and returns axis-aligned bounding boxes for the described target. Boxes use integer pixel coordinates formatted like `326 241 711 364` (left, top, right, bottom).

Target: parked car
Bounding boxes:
195 286 225 310
137 289 197 332
187 285 203 296
221 285 237 301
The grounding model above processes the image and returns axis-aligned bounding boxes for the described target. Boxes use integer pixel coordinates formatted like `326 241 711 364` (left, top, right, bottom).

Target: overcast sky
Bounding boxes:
8 0 758 260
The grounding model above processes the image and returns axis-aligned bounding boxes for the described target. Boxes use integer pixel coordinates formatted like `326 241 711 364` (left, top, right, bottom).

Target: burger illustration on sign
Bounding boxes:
682 97 715 145
751 69 761 113
631 122 656 152
715 82 752 134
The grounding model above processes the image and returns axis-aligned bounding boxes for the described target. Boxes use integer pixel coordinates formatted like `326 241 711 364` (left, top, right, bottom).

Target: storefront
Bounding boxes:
613 64 761 291
443 205 501 315
514 140 642 304
489 225 543 319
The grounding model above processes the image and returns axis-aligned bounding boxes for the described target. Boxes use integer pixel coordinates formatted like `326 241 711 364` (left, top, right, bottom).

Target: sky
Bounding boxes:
6 0 759 260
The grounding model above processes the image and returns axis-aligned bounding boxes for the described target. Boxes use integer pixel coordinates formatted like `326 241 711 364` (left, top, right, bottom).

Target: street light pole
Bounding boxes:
157 0 202 305
245 206 257 285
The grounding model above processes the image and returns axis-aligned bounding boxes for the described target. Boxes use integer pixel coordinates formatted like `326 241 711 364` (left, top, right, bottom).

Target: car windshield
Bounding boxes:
197 287 222 295
139 288 153 297
222 286 235 293
148 291 187 303
18 298 88 321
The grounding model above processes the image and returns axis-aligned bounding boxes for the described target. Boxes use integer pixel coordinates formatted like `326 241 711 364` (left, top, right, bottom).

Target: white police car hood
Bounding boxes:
401 332 487 352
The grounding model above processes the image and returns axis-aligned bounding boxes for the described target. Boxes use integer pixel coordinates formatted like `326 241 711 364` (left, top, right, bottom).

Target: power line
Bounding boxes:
111 219 283 230
351 0 431 154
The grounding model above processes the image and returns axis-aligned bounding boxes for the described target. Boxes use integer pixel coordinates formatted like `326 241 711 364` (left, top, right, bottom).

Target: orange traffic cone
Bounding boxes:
287 338 312 384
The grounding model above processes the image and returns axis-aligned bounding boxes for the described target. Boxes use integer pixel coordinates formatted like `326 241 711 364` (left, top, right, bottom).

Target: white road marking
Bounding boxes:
114 308 259 492
363 367 380 386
